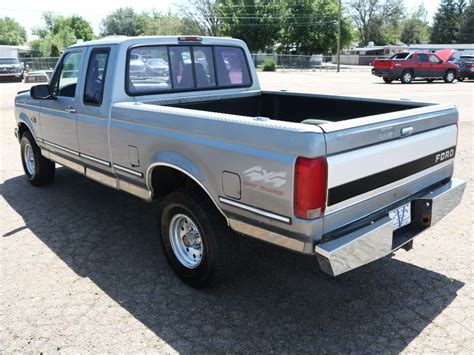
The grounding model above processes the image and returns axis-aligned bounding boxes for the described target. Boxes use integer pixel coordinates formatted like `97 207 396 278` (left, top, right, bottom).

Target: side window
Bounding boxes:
429 54 442 64
84 48 110 106
128 46 170 95
55 52 82 97
418 54 429 63
193 47 216 88
214 46 251 86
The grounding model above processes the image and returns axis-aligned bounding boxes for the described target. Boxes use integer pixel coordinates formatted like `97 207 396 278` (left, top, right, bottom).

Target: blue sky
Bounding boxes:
1 0 441 39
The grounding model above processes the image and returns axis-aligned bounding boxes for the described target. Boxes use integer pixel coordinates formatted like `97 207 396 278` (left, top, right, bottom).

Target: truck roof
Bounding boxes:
68 36 245 49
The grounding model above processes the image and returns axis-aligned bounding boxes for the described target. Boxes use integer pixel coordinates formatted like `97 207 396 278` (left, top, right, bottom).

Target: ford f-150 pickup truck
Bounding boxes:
372 51 459 84
15 36 466 288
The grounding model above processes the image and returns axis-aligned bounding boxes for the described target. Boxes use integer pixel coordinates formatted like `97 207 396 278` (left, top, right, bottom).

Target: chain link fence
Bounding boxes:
19 57 59 71
19 53 372 74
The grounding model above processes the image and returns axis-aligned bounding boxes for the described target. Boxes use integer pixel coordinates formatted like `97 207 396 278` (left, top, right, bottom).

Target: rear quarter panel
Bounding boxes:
109 102 327 241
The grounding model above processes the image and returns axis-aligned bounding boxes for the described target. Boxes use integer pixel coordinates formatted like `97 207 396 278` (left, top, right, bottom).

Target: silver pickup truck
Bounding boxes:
14 36 466 288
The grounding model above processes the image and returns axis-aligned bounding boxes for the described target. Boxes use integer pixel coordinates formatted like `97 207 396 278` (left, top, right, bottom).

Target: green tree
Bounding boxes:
459 2 474 42
66 15 95 41
32 12 93 56
100 7 140 36
0 17 27 45
151 12 203 35
180 0 223 36
401 5 431 44
218 0 285 52
278 0 353 54
100 8 203 37
461 1 474 41
348 0 404 45
431 0 465 43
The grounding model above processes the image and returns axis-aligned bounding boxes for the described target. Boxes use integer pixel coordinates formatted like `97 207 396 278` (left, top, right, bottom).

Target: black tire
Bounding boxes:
158 187 240 288
20 130 55 186
401 70 413 84
427 78 435 83
444 70 456 83
457 77 465 82
383 78 393 84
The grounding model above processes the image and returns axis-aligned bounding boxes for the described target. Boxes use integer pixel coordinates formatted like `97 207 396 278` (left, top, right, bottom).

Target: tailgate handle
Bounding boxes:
401 126 414 137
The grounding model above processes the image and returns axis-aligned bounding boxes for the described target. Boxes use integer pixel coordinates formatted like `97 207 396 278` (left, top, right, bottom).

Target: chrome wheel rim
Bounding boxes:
403 73 411 82
169 213 203 269
24 143 35 175
447 72 454 82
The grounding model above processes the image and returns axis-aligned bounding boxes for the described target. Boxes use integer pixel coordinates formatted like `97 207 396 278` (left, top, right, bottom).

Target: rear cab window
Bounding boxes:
126 45 251 96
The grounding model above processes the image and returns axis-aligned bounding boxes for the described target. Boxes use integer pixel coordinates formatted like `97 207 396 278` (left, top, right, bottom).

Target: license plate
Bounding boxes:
389 202 411 230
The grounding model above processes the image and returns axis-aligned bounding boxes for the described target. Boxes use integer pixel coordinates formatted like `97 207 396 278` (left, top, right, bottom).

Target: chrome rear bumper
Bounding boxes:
315 178 467 277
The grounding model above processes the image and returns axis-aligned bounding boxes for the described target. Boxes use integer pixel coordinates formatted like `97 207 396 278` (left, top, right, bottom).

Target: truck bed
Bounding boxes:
161 91 428 124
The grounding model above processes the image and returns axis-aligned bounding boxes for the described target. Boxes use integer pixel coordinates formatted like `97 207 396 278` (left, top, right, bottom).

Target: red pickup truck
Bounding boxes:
372 51 459 84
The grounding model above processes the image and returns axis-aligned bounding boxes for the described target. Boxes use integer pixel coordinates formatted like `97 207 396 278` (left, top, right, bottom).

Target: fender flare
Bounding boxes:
17 113 38 142
145 152 229 224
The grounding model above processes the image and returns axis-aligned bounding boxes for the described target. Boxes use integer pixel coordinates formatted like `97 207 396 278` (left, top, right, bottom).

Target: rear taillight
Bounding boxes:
294 157 327 219
466 63 474 68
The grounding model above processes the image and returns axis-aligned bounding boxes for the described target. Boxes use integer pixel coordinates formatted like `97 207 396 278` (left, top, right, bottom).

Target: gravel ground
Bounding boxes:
1 72 473 353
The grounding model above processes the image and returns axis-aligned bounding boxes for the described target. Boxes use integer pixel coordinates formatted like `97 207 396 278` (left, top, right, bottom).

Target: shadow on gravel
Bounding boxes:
2 169 464 353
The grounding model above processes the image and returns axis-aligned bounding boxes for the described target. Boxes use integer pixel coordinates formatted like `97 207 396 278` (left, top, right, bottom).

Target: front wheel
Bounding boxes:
444 70 456 83
383 78 393 84
401 71 413 84
20 131 55 186
158 188 240 288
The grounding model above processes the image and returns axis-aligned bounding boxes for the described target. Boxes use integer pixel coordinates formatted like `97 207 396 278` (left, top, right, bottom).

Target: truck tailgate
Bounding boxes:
373 59 393 68
320 104 458 233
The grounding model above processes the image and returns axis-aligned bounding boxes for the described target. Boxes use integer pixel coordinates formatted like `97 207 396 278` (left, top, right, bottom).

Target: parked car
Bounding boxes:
448 53 474 81
146 58 169 77
24 70 53 83
15 36 466 288
0 57 23 82
372 51 459 84
129 54 147 79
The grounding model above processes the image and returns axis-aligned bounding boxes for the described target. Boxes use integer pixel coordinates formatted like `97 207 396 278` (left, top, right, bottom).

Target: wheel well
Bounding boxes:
18 122 30 139
150 166 200 199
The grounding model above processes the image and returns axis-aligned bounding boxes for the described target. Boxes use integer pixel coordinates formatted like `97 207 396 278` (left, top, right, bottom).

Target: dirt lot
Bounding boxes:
1 72 473 353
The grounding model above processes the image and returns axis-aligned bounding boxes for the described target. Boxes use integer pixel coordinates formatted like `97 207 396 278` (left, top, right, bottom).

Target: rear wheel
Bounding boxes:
457 77 465 82
427 78 435 83
444 70 456 83
158 187 240 288
401 71 413 84
383 78 393 84
20 131 55 186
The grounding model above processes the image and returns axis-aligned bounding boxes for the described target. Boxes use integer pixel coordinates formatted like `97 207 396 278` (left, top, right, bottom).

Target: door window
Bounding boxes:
429 54 442 64
417 54 429 63
54 52 82 97
84 48 110 106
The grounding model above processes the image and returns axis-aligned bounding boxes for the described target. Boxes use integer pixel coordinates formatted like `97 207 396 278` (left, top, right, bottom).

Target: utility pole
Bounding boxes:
337 0 341 73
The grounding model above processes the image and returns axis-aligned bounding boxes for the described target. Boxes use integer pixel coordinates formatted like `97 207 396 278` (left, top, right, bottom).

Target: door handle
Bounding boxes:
65 106 76 114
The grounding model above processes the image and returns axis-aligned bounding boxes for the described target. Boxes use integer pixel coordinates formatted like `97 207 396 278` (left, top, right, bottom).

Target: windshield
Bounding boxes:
0 58 19 65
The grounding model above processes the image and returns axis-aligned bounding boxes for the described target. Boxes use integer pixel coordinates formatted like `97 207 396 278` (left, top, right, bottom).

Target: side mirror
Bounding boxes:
30 85 53 100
